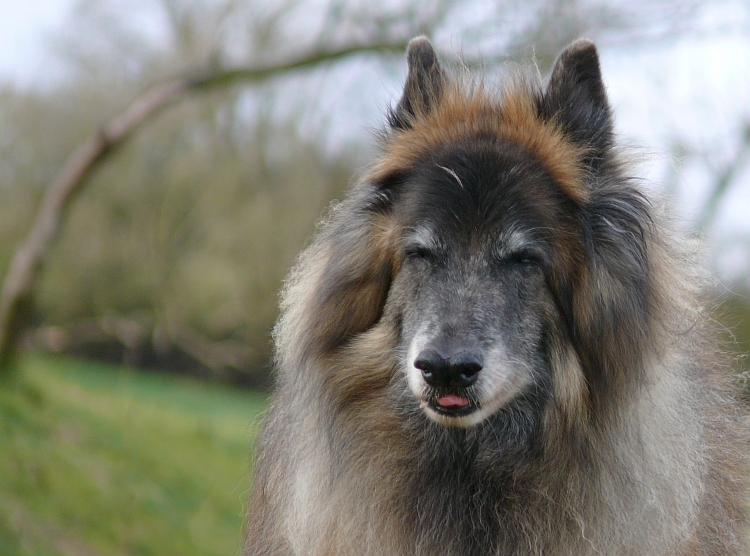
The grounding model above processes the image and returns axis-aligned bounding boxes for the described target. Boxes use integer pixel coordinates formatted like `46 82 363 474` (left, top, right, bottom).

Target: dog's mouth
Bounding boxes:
424 391 480 417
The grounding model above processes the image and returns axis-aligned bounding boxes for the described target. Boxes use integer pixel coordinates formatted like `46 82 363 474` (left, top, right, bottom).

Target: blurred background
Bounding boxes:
0 0 748 555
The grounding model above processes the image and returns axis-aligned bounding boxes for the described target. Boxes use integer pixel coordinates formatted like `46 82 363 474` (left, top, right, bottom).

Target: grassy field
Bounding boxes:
0 355 267 556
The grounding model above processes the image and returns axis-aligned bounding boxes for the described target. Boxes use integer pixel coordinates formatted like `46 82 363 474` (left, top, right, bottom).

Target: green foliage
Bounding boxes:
0 354 266 556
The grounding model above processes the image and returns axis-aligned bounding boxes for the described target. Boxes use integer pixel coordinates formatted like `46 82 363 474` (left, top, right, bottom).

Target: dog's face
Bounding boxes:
300 38 645 428
389 139 572 427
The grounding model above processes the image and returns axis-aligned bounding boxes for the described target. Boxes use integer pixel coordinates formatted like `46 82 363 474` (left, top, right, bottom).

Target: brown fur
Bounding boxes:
245 37 749 555
372 84 588 203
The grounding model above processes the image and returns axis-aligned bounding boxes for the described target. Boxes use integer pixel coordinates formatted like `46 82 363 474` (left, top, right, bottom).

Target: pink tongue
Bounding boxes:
437 394 469 408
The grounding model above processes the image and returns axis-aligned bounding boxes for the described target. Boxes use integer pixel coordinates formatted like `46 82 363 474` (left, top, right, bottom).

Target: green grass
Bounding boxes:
0 355 267 556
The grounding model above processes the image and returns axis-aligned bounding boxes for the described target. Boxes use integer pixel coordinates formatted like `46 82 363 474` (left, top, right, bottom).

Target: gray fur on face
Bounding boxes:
399 226 547 427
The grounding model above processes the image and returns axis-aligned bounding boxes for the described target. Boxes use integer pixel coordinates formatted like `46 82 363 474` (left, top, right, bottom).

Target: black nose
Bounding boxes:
414 349 483 389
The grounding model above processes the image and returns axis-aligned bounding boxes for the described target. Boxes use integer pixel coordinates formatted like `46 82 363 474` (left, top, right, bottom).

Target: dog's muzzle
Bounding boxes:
414 348 482 416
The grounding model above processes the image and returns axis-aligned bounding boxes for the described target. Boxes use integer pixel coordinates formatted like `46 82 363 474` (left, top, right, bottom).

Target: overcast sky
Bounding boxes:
0 1 73 86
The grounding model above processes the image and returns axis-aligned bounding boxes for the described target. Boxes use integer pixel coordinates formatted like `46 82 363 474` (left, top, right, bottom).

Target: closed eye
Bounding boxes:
500 251 542 267
511 253 539 265
403 226 441 262
404 245 436 260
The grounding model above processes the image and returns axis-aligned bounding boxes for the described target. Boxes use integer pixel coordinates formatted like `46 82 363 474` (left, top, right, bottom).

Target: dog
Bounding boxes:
244 37 749 555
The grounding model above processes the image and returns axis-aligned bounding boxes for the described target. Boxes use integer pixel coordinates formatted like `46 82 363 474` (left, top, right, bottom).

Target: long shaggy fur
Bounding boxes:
245 37 749 555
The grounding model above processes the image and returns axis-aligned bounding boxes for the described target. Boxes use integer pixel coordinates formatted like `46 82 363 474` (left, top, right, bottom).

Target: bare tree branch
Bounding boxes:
0 39 410 373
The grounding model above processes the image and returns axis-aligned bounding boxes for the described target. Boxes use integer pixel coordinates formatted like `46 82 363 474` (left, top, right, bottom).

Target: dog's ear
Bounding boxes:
287 198 398 360
541 39 613 174
388 36 445 130
552 186 652 412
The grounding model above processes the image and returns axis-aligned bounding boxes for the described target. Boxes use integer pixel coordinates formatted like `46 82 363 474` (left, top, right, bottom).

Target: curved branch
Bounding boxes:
0 39 409 372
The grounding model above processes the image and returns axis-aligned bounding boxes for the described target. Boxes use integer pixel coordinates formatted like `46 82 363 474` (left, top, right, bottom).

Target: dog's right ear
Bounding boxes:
279 195 399 365
388 36 445 130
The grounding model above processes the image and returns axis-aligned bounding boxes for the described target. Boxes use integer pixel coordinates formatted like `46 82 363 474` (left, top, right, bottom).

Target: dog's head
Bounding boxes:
291 38 651 429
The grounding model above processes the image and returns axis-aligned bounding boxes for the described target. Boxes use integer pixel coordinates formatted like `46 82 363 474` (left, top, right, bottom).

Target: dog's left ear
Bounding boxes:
388 36 445 130
541 39 613 171
544 41 654 411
